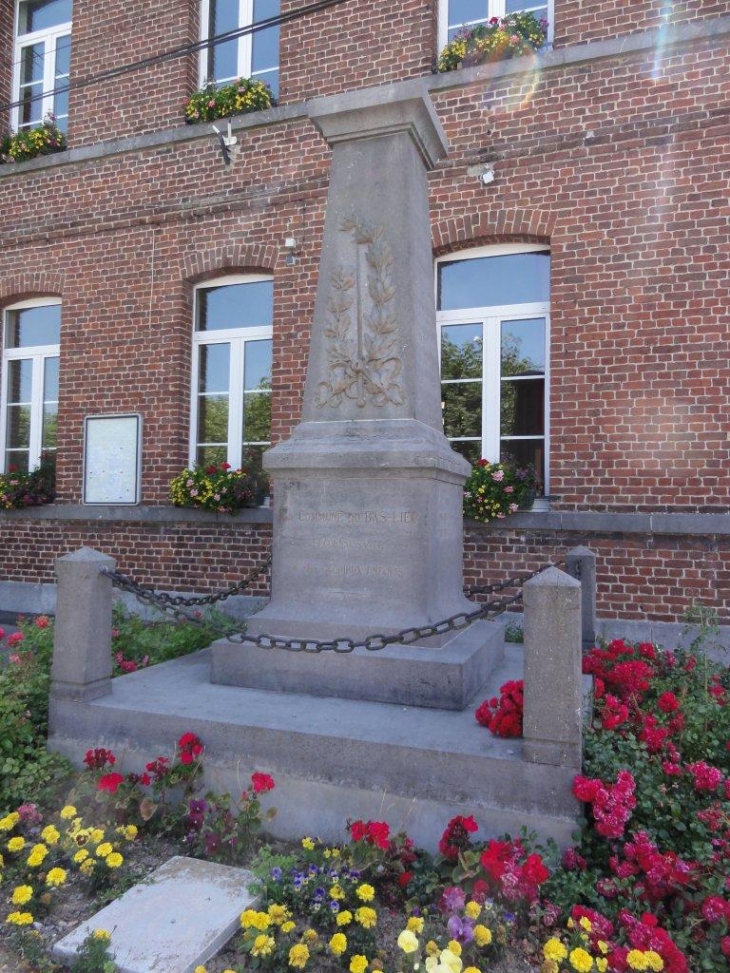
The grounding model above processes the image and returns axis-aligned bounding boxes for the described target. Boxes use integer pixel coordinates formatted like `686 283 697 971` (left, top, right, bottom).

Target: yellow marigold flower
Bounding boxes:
627 951 650 971
448 940 462 956
241 909 270 931
106 852 123 868
473 925 493 947
74 849 90 864
645 952 664 972
60 805 77 819
0 812 20 831
194 967 207 973
350 955 368 973
336 910 353 926
46 868 67 887
465 901 481 919
281 920 296 934
329 932 348 955
329 883 346 900
288 943 309 968
117 825 138 841
569 947 594 973
27 844 48 867
407 915 424 933
6 911 34 926
397 929 418 953
252 934 275 957
7 836 25 852
302 928 318 944
356 883 375 901
41 825 60 845
268 903 290 924
12 886 33 905
96 842 113 858
93 929 112 941
91 829 105 843
355 906 377 929
596 960 608 973
543 939 568 963
301 837 315 850
426 940 440 957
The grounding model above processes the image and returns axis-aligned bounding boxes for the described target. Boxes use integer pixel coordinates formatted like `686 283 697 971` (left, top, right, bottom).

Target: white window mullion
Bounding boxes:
28 354 44 464
482 317 501 463
228 336 245 469
239 0 253 78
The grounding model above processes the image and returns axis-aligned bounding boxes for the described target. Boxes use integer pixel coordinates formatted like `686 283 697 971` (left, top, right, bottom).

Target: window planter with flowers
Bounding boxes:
184 78 275 124
0 454 56 510
463 458 538 523
169 461 269 514
0 115 66 166
437 12 548 73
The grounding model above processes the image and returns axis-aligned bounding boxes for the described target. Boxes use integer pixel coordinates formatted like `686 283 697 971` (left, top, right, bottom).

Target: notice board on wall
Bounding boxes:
83 414 142 505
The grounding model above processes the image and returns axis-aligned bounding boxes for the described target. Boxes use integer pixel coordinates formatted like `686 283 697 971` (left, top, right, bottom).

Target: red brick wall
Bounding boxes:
554 0 730 47
67 0 199 146
463 524 730 624
0 516 272 593
0 1 13 134
279 0 436 104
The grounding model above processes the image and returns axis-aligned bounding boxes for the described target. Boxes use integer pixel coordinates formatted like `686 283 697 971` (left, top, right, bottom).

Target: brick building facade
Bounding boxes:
1 0 729 626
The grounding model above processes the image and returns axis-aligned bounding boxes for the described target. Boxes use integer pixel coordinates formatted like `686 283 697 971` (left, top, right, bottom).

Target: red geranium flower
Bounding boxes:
98 772 125 795
177 731 204 765
251 772 275 794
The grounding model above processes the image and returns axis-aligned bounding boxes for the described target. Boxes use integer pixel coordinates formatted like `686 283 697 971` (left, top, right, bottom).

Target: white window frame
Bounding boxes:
198 0 279 88
11 0 72 132
190 274 273 470
436 243 550 495
0 296 61 474
437 0 554 53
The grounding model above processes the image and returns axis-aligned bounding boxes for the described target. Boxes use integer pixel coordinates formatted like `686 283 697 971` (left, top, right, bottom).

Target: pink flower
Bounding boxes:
7 632 24 648
35 615 50 629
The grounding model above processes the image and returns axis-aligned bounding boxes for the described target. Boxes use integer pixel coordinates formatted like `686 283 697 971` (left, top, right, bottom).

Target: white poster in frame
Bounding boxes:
83 414 142 505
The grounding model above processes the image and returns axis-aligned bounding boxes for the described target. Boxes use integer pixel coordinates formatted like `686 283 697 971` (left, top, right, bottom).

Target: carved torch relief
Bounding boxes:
317 216 404 409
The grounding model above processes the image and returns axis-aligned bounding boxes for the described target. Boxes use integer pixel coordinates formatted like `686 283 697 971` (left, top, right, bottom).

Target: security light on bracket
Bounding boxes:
211 118 239 166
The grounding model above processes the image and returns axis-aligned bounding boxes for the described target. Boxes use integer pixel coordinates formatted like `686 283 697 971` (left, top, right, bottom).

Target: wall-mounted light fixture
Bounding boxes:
479 162 495 186
284 236 298 266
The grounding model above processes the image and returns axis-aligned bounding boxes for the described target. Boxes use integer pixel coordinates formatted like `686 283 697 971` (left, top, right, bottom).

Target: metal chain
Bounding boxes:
102 559 561 654
101 556 271 608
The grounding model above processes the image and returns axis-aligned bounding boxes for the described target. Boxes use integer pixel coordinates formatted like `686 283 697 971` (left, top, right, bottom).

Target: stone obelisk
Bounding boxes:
211 80 504 708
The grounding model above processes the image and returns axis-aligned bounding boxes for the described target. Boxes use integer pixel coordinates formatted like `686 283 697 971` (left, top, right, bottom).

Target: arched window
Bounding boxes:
190 275 273 471
436 244 549 490
1 297 61 473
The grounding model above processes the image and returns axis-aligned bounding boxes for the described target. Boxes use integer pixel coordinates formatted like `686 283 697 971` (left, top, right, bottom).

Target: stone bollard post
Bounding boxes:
522 567 582 769
50 547 115 702
566 546 597 648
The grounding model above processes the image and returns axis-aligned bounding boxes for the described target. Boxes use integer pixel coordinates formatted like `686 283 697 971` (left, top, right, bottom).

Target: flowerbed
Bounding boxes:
0 631 727 972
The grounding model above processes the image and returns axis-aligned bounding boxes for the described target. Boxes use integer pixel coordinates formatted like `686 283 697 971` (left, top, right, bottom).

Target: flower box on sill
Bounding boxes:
437 12 548 73
0 115 66 165
169 462 269 515
184 78 275 125
463 458 540 524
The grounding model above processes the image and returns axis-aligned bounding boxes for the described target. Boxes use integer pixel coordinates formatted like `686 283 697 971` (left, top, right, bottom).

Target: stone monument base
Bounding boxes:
210 619 505 710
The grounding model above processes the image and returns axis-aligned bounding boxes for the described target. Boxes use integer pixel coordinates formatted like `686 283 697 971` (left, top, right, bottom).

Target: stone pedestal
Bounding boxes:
212 81 498 708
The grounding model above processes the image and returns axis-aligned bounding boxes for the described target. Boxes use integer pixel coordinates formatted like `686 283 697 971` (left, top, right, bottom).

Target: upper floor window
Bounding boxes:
13 0 72 134
191 276 273 472
200 0 280 100
437 245 549 490
1 298 60 474
438 0 552 51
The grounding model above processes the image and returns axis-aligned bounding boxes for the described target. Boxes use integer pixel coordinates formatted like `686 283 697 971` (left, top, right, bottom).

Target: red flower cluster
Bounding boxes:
475 679 523 737
480 837 549 905
573 770 636 839
438 814 478 861
251 772 275 794
83 747 116 770
584 640 656 700
348 819 390 850
145 756 171 783
98 772 125 795
177 732 204 765
610 832 694 903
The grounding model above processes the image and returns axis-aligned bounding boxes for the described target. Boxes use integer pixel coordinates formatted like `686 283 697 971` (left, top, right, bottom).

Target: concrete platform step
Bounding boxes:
49 644 579 851
52 857 255 973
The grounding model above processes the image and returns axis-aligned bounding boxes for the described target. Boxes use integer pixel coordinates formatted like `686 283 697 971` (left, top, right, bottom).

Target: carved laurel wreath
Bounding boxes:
317 216 403 409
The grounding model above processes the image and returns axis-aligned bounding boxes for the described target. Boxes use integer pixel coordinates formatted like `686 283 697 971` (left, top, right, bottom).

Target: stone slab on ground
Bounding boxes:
52 856 255 973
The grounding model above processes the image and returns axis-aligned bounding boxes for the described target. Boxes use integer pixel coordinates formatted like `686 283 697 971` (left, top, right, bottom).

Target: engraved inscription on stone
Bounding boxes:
295 509 418 525
317 216 403 409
